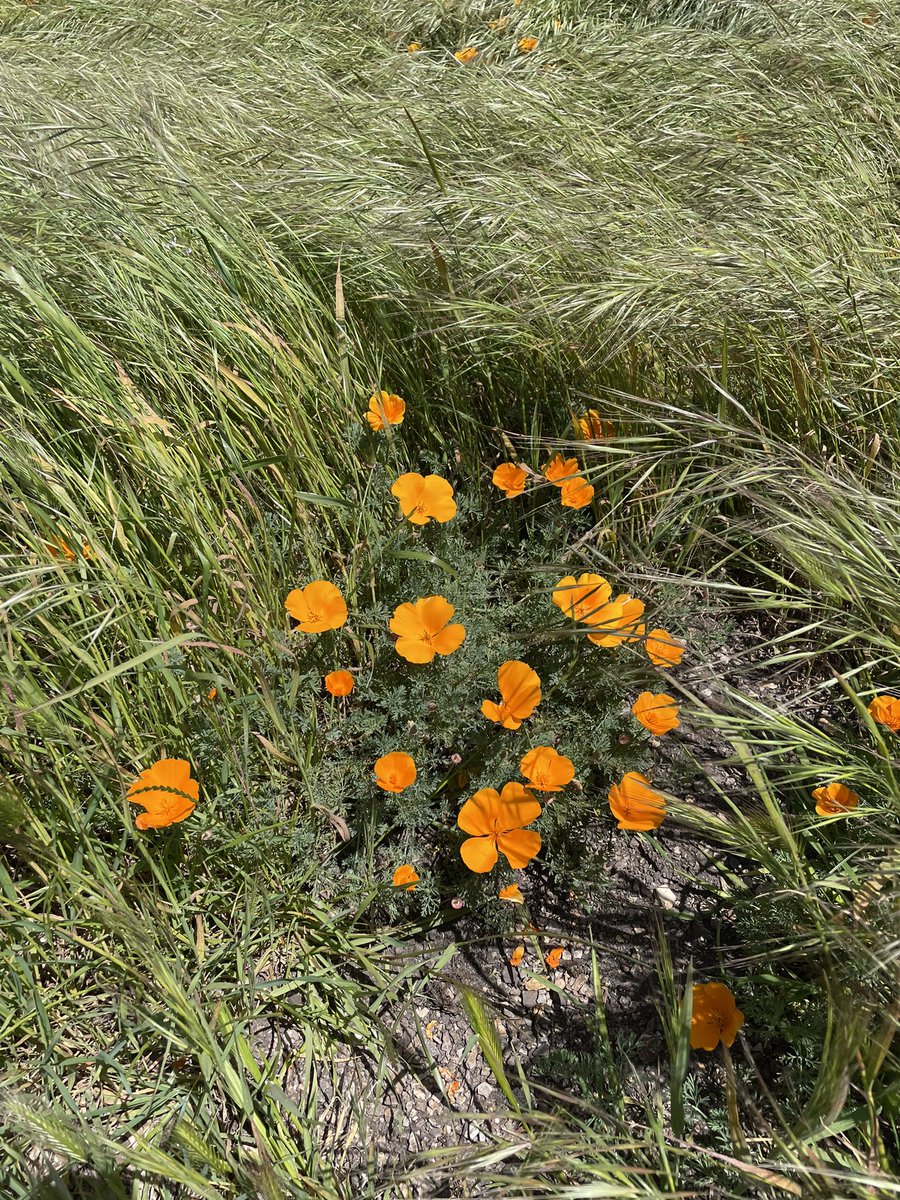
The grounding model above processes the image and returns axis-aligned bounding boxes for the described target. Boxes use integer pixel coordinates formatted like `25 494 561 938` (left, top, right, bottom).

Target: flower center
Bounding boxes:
307 608 323 623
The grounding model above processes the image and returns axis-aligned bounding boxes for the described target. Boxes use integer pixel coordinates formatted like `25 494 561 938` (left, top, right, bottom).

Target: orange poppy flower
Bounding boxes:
492 462 528 498
868 694 900 733
509 943 525 966
585 594 645 647
406 42 422 52
543 454 579 487
517 35 538 52
812 782 860 817
552 573 611 622
631 692 680 735
127 758 199 830
285 581 348 633
457 782 542 872
366 391 406 431
324 670 354 697
374 751 417 793
690 982 744 1051
390 596 466 663
576 410 614 440
392 863 420 890
499 883 524 904
391 472 457 524
207 687 217 701
481 659 542 729
455 46 478 62
644 627 686 667
45 536 81 561
608 772 666 831
560 476 594 509
520 746 575 792
545 947 564 969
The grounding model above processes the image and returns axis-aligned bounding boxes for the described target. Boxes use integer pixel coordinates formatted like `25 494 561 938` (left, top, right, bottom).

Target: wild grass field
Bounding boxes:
0 0 898 1196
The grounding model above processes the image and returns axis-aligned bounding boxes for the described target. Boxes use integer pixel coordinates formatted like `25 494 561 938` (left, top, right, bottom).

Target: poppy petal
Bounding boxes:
457 788 501 836
418 595 455 636
498 782 542 829
394 636 437 664
497 828 542 869
460 836 499 873
432 622 466 656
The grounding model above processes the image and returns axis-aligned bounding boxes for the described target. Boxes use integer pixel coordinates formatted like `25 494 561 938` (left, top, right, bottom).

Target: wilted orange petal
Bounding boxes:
509 943 525 965
545 947 563 969
499 884 524 904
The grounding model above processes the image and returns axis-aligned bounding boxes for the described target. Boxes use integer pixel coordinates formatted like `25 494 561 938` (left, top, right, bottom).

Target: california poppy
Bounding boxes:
560 476 594 509
375 752 417 793
553 573 612 623
552 574 643 646
499 883 524 904
46 536 91 561
868 694 900 733
812 782 860 817
631 692 680 735
366 391 406 431
509 943 525 966
644 627 685 667
455 46 478 62
457 783 542 872
392 863 419 890
690 982 744 1051
481 659 541 729
584 594 644 647
390 596 466 663
391 472 457 524
492 462 528 498
407 42 422 52
543 454 579 487
127 758 198 830
285 581 348 633
545 947 564 969
325 670 354 697
608 772 666 830
517 35 538 52
520 746 575 792
577 410 614 440
207 687 217 701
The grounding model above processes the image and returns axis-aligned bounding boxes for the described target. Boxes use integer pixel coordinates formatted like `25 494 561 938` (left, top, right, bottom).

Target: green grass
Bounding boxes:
1 0 899 1195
